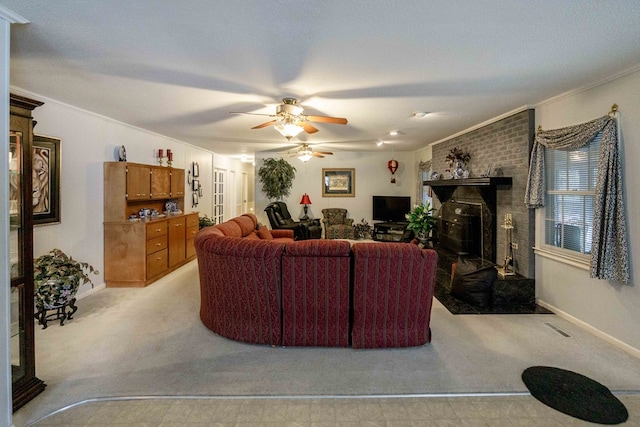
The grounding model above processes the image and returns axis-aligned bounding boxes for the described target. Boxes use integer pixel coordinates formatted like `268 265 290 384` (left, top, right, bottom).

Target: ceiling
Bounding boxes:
3 1 640 160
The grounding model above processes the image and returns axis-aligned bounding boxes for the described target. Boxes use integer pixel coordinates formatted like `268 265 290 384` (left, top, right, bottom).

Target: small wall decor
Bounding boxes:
322 168 355 197
387 159 399 183
192 179 199 192
33 135 61 225
192 161 199 177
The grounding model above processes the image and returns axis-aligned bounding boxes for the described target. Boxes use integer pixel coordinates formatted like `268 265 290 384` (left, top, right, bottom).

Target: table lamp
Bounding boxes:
299 193 312 220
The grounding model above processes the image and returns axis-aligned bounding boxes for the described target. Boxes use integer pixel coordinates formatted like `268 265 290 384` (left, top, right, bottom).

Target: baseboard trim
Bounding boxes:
537 299 640 360
76 283 106 300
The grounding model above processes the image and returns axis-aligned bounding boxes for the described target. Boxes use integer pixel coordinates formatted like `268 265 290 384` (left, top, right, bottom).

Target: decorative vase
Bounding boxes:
34 277 79 329
453 160 467 179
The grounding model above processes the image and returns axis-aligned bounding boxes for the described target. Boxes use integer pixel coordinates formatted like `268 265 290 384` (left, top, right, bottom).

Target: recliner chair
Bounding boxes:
264 201 308 240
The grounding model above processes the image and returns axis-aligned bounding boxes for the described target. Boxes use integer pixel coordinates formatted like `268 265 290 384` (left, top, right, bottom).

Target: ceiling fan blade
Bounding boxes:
230 112 275 117
301 122 319 134
252 120 277 129
312 153 325 158
306 115 348 125
315 151 333 155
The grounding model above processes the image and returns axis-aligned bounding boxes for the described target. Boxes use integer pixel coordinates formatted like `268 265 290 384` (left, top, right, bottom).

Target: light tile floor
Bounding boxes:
29 393 640 426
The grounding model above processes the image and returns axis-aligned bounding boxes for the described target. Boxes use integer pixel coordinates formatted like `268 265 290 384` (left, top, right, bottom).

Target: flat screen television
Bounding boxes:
372 195 411 223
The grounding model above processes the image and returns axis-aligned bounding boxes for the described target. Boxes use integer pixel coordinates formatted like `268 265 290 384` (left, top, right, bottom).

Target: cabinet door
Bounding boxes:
151 167 171 199
170 168 185 198
126 164 151 200
168 217 186 267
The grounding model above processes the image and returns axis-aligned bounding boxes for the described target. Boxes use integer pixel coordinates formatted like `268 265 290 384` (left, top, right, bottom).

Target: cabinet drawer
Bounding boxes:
186 225 199 240
146 221 167 239
186 214 199 228
146 235 167 255
146 248 168 278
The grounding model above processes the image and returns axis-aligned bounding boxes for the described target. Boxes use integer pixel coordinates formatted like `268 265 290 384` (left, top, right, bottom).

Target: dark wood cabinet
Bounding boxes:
10 94 46 411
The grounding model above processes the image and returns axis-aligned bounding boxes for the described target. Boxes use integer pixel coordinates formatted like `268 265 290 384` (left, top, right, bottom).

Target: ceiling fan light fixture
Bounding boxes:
274 120 305 138
389 130 400 136
298 153 313 162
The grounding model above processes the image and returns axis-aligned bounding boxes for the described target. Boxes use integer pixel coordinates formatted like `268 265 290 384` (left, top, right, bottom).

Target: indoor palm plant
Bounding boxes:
405 201 437 243
34 248 99 310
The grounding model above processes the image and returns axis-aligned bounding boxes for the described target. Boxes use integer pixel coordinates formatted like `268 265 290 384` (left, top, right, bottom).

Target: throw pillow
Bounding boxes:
256 225 274 240
450 257 497 308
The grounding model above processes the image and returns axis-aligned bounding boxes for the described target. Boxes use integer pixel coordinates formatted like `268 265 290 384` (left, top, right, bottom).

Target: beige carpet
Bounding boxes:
13 260 640 426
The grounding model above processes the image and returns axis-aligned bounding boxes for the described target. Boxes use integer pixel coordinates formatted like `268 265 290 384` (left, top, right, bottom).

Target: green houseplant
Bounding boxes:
34 249 99 311
405 202 437 242
199 214 215 229
258 158 296 200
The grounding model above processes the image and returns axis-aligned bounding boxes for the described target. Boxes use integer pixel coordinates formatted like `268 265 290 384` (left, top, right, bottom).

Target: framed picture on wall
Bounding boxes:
192 162 199 177
192 179 199 192
322 168 355 197
33 135 61 225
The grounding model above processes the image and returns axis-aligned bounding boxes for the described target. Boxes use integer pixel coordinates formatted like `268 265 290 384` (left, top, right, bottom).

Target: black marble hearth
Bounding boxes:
434 244 552 315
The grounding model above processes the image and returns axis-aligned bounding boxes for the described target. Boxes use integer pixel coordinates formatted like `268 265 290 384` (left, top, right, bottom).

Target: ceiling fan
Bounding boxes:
231 98 348 140
284 143 333 162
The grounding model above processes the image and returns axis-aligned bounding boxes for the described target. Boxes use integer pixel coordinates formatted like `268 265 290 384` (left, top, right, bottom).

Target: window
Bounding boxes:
544 132 600 256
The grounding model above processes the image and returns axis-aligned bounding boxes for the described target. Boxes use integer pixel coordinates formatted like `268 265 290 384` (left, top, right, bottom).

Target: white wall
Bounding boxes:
535 67 640 353
12 89 248 299
254 151 416 228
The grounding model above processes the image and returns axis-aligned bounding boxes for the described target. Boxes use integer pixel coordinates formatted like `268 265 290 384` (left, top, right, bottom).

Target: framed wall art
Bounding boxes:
322 168 355 197
33 135 61 225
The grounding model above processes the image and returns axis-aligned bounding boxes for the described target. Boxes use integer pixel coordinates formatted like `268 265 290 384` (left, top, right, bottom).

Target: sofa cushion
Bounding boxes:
257 225 274 240
212 220 242 237
231 214 258 237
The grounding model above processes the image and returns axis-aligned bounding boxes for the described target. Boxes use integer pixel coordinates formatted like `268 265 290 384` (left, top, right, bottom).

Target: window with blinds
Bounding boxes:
544 132 601 255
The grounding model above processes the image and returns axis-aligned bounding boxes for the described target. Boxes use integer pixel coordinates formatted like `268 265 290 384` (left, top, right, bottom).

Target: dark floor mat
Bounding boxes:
522 366 628 424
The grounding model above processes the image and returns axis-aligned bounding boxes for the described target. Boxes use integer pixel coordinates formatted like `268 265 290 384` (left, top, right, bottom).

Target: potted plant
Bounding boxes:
258 158 296 200
199 214 215 229
33 249 99 326
405 202 437 244
354 218 373 240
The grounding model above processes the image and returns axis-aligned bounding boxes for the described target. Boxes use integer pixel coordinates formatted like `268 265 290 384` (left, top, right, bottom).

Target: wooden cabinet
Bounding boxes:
10 94 46 411
103 162 197 287
171 168 185 198
168 216 186 267
126 164 151 200
151 166 171 199
185 213 199 259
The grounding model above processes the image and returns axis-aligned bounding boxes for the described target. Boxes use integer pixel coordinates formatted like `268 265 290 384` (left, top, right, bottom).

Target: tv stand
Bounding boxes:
373 222 413 243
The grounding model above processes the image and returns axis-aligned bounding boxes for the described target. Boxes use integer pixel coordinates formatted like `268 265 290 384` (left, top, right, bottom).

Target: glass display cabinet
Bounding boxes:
10 93 45 411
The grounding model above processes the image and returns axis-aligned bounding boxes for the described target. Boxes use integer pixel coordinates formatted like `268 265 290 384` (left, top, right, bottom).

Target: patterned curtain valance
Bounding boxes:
524 115 629 283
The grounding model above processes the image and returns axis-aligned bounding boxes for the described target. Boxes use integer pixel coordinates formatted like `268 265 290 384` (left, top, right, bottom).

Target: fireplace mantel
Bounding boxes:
424 177 512 205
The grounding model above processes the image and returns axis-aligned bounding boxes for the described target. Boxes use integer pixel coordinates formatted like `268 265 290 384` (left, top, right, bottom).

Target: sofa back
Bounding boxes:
195 216 285 346
281 240 352 347
351 242 438 348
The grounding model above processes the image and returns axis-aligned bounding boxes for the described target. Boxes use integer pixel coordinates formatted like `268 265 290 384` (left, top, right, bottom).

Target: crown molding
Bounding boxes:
0 5 29 24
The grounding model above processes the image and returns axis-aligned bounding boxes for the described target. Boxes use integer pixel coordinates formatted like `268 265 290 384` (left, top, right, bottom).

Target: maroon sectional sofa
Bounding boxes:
195 213 438 348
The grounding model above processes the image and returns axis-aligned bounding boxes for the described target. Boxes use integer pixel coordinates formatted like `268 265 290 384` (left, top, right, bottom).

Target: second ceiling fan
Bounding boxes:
232 98 348 140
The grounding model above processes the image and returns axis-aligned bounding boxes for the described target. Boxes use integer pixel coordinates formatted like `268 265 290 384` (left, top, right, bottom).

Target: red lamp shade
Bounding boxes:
299 194 312 205
387 159 399 174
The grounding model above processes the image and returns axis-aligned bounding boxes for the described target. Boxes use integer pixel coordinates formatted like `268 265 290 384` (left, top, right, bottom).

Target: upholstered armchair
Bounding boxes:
264 201 308 240
321 208 355 239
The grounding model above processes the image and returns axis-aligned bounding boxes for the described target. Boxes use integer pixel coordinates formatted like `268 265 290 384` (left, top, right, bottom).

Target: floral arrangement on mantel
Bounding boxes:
445 147 471 169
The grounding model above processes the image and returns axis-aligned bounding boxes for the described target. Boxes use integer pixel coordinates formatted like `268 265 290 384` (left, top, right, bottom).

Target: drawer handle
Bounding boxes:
156 243 162 246
175 224 182 227
156 228 162 232
156 256 162 260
